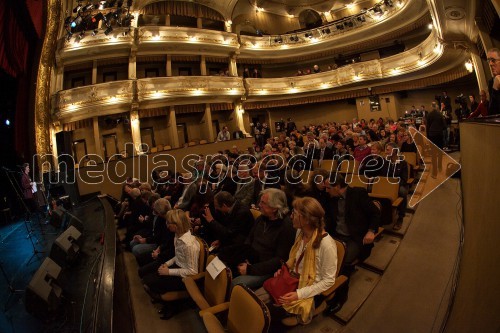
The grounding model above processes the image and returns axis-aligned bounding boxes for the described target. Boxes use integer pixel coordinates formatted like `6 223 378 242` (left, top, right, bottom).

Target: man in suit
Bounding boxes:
314 138 334 166
286 118 297 136
323 174 381 315
234 164 256 208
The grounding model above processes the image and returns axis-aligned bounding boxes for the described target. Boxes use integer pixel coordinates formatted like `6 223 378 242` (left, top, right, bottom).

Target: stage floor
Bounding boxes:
0 198 106 333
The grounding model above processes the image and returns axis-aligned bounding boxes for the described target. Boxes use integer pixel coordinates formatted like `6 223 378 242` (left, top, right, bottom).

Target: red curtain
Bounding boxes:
0 3 30 78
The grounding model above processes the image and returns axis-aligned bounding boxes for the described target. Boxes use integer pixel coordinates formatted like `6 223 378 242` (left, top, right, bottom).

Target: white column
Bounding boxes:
202 104 214 142
92 60 97 84
167 106 179 148
130 105 142 154
200 55 207 76
166 55 172 77
229 53 238 77
92 116 103 158
129 52 137 79
471 52 489 93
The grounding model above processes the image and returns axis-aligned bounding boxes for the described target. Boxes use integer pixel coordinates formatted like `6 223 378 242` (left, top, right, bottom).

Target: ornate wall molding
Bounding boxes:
35 0 61 167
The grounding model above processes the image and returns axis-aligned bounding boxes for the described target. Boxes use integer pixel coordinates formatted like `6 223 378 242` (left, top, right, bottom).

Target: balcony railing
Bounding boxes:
245 31 441 97
53 31 443 120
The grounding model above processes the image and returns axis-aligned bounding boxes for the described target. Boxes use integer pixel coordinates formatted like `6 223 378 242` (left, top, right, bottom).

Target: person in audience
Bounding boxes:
384 142 409 230
243 67 250 78
202 191 255 252
234 163 256 208
304 169 330 209
219 188 295 289
252 68 262 78
323 174 381 315
400 131 417 153
123 189 151 244
468 90 489 118
142 209 200 319
314 138 334 166
440 102 452 150
426 102 446 177
174 173 198 210
487 47 500 115
130 198 171 265
312 64 321 73
264 197 338 328
296 69 304 76
353 135 371 164
217 126 231 141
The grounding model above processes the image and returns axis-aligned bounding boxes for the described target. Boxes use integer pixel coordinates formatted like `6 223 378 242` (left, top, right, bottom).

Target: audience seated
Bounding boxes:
218 188 295 289
323 174 381 315
142 209 200 319
261 197 338 329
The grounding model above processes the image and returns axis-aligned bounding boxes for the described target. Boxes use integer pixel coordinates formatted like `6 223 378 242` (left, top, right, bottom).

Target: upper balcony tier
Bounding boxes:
52 29 471 123
57 0 429 65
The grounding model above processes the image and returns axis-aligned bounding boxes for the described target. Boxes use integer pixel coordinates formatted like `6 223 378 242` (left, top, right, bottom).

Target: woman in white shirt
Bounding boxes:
142 209 200 319
269 196 338 326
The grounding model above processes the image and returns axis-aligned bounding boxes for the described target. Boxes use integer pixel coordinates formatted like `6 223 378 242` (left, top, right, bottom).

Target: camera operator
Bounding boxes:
454 94 470 120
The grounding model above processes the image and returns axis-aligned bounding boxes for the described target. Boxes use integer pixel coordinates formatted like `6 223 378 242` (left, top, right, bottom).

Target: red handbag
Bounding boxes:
264 244 307 305
263 263 300 304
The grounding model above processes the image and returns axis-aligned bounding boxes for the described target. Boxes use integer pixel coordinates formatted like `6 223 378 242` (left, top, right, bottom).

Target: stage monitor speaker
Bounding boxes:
55 131 74 170
25 257 63 319
57 206 84 233
50 226 82 266
50 208 65 228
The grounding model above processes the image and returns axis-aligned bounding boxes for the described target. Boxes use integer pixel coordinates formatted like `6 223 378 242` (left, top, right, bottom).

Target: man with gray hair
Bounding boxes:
487 48 500 115
220 188 295 289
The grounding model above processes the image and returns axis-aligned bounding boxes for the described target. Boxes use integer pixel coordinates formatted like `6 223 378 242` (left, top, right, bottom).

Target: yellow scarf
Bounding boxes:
282 229 318 323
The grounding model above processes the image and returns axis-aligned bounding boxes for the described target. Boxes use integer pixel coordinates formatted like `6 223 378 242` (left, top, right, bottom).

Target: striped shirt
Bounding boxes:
165 231 200 277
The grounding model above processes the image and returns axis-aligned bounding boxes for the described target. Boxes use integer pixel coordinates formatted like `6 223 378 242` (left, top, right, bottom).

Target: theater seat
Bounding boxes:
183 255 232 316
369 177 403 225
201 284 271 333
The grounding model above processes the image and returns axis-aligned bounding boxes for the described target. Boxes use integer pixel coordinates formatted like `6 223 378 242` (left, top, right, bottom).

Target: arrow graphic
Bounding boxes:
407 127 461 207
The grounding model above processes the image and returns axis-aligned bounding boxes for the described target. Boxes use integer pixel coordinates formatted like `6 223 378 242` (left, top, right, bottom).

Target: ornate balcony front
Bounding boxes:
137 26 239 55
137 76 245 108
238 0 429 60
53 80 135 122
245 31 446 101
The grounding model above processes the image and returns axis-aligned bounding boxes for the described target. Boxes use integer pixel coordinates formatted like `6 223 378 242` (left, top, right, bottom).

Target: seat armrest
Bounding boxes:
321 275 348 297
199 302 230 317
392 197 403 207
184 276 210 310
202 312 226 333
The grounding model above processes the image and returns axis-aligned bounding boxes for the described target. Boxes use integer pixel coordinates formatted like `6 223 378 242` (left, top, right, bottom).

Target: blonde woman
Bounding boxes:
143 209 200 319
267 197 338 327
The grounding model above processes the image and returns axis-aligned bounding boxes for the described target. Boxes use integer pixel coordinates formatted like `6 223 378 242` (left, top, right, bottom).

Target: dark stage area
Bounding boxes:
0 196 124 333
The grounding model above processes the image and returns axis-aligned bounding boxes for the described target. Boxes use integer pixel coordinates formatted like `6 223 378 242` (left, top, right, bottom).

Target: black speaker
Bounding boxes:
55 131 74 170
50 208 65 228
50 226 82 266
25 257 63 319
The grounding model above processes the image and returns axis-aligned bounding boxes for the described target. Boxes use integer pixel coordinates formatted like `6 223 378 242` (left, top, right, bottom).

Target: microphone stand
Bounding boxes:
2 168 45 267
0 260 24 311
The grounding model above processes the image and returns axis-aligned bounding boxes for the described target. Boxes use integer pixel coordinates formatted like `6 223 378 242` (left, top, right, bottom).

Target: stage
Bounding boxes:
0 196 128 333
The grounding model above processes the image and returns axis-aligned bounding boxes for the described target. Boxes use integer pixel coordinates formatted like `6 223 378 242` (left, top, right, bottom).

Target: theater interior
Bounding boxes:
0 0 499 332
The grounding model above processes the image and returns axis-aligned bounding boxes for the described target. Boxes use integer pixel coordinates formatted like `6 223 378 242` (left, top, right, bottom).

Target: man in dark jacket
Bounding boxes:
426 102 446 177
487 48 500 115
202 191 255 251
219 188 295 289
324 174 381 314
